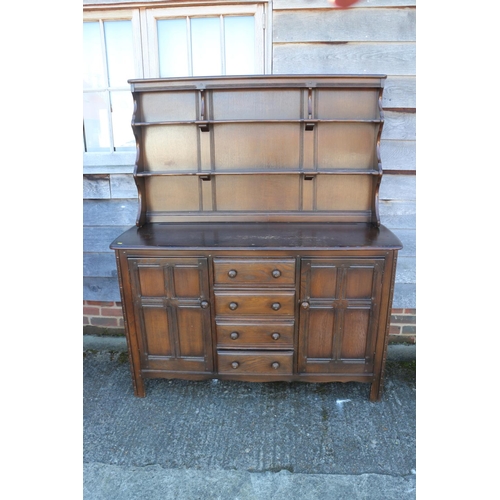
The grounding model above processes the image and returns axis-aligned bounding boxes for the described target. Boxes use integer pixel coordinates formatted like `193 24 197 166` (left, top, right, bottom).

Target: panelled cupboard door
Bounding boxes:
127 257 213 373
298 258 385 375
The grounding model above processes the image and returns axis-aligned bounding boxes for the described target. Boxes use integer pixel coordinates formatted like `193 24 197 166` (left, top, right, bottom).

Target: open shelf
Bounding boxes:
133 118 383 126
135 169 382 177
129 75 386 227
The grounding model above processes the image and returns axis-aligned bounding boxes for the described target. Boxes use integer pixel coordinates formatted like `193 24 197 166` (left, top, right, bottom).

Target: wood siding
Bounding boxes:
83 0 416 308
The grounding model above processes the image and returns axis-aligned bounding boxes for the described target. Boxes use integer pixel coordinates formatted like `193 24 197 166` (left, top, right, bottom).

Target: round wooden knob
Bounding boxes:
271 332 280 340
272 362 280 369
228 269 237 278
271 302 281 311
229 302 238 310
200 300 209 309
231 361 239 369
301 301 310 309
230 332 239 340
272 269 281 278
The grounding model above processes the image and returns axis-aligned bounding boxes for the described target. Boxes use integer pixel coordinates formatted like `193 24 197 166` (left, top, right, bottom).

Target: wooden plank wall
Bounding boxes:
271 0 416 308
83 0 416 309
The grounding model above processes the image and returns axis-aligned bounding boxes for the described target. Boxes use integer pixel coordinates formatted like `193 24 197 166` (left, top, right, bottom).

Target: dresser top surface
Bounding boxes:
110 223 402 251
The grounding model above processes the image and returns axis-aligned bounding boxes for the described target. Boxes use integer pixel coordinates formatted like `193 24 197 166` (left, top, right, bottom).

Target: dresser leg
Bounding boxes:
369 377 383 402
133 375 145 397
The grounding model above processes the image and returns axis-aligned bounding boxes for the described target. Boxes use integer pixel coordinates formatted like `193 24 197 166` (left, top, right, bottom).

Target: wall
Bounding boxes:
270 0 416 311
83 0 416 339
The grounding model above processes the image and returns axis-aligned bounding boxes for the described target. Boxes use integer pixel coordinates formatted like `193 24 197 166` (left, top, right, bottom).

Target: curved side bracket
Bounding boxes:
131 94 147 227
371 87 386 227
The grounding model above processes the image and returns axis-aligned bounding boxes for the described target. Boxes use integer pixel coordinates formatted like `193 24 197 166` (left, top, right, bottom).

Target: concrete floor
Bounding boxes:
83 340 416 499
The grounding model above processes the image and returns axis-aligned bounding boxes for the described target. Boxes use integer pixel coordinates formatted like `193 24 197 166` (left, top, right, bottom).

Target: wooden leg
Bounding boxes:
369 377 382 402
134 378 146 398
132 372 146 397
128 352 145 397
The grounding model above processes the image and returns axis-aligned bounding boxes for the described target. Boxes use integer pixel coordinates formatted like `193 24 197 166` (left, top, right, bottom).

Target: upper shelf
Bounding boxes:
128 75 387 227
130 75 386 124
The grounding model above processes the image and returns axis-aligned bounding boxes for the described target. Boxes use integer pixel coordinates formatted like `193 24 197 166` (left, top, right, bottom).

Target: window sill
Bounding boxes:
83 152 136 174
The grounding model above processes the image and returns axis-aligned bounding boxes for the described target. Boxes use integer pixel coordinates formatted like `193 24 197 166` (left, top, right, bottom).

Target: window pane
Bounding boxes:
225 16 255 75
191 17 221 76
110 91 135 151
104 21 134 87
158 19 189 77
83 92 110 152
83 22 106 89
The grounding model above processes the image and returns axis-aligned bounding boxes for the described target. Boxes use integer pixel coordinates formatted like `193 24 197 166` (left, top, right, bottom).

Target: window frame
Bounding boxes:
83 2 270 174
144 4 266 78
83 8 144 172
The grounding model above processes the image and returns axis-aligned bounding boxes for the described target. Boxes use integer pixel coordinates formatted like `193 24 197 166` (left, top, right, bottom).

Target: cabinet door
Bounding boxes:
128 257 213 373
298 258 384 375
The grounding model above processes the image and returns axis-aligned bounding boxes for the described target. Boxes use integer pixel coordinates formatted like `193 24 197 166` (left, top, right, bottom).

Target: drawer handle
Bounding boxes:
229 302 238 310
301 301 310 309
230 332 239 340
271 302 281 311
271 332 280 340
200 300 209 309
228 269 237 278
272 269 281 278
231 361 239 369
272 362 280 370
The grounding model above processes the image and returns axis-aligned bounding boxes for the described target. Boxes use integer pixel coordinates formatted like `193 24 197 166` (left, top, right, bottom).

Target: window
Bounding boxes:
147 5 265 77
83 9 142 167
83 3 268 173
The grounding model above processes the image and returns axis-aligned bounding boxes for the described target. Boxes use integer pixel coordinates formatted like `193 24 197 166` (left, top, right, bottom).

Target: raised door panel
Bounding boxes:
141 305 173 356
128 257 213 373
298 257 384 375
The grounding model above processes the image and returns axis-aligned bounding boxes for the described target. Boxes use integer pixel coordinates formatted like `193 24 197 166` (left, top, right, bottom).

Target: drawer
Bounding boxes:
213 258 295 285
216 321 294 348
214 290 295 316
217 350 293 375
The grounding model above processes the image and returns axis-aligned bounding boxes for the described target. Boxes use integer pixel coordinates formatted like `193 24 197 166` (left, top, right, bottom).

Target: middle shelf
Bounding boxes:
133 121 382 173
134 169 382 177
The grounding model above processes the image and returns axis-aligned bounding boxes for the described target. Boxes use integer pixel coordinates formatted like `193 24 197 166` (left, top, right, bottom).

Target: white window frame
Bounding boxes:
83 9 144 172
144 4 266 78
83 2 271 175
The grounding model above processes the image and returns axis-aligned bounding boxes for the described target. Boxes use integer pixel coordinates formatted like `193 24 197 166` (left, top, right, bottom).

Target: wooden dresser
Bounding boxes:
110 75 402 401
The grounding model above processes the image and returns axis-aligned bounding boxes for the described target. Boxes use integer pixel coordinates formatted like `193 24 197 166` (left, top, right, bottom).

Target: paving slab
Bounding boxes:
84 463 416 500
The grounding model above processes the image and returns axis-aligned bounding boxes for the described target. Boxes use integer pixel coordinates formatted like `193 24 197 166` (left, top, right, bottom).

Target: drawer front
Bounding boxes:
216 321 294 348
214 259 296 285
217 350 293 375
215 290 295 316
